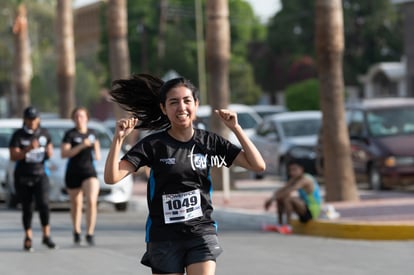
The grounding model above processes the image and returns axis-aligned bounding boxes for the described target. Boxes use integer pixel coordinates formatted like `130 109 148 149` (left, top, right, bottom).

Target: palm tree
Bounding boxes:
315 0 359 201
107 0 130 120
12 3 32 117
56 0 75 118
206 0 231 191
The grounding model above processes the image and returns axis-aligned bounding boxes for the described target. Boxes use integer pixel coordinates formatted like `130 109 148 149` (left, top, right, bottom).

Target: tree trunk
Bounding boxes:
206 0 231 190
12 4 32 117
315 0 359 201
56 0 76 118
107 0 131 120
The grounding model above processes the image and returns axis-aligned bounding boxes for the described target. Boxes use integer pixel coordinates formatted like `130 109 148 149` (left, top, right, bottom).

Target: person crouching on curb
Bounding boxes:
264 159 321 234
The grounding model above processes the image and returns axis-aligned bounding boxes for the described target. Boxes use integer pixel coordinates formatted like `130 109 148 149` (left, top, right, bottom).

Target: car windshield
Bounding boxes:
47 126 113 149
367 108 414 137
280 119 321 137
237 113 259 129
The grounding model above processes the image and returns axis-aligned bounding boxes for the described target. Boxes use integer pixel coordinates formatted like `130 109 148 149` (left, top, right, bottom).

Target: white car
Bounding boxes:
1 118 133 211
196 104 262 145
250 111 322 179
196 104 262 174
0 119 21 204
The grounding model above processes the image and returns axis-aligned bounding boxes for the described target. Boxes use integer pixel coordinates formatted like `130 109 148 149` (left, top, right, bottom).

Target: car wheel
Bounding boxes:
368 166 383 191
114 202 128 212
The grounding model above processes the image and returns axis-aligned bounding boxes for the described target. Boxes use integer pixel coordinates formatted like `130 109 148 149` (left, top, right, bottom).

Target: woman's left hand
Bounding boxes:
214 109 238 130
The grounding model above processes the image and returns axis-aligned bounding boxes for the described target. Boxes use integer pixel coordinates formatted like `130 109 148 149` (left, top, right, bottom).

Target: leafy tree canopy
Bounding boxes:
263 0 402 90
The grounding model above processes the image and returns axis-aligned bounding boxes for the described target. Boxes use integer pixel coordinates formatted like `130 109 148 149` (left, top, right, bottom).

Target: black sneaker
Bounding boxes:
85 234 95 246
42 236 57 249
23 237 34 252
73 232 81 245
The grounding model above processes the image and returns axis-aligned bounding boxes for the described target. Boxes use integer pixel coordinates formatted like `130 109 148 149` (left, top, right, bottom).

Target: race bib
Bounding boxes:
162 189 203 224
25 147 45 163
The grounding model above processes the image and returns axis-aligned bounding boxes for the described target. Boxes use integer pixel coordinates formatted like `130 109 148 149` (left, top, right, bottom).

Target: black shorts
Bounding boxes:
141 234 223 274
298 206 313 223
65 171 97 189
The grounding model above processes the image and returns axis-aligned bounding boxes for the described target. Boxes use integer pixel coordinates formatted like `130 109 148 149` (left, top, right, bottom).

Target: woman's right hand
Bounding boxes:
115 118 138 140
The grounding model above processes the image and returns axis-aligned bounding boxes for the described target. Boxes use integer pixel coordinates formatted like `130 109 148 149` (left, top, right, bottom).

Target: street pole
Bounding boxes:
195 0 207 105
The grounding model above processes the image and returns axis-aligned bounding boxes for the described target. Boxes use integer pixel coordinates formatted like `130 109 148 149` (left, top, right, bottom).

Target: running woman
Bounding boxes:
61 107 101 245
9 106 57 251
104 74 266 275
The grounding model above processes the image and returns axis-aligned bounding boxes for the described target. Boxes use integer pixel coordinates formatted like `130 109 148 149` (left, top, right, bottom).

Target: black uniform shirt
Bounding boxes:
122 128 242 242
9 126 52 177
62 128 97 175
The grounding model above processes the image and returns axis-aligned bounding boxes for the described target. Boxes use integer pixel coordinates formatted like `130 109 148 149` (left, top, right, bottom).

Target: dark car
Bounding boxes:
316 97 414 190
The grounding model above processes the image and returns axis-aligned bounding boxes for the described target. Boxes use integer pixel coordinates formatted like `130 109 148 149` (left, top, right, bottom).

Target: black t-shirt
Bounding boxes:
9 126 52 177
62 128 97 175
122 128 242 242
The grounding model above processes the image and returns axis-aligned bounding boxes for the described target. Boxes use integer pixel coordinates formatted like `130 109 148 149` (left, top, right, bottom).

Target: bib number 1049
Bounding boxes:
162 189 203 224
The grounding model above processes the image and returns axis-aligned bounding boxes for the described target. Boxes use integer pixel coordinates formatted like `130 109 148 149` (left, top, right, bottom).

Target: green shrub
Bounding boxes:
285 78 320 111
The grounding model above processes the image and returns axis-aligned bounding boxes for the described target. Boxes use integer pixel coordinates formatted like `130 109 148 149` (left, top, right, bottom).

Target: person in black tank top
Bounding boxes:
61 107 101 246
9 106 57 251
104 74 266 275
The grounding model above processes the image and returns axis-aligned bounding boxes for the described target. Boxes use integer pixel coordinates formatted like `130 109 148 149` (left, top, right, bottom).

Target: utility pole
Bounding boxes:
195 0 207 105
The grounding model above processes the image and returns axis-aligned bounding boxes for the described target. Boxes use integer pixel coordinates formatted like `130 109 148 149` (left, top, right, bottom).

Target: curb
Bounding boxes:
292 219 414 241
130 196 414 240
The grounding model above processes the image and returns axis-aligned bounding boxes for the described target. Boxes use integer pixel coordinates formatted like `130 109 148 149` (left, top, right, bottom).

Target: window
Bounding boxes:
348 110 365 137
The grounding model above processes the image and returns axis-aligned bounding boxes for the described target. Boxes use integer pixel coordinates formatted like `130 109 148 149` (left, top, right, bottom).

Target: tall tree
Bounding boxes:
107 0 130 120
315 0 358 201
56 0 75 118
12 3 32 117
206 0 231 190
264 0 402 90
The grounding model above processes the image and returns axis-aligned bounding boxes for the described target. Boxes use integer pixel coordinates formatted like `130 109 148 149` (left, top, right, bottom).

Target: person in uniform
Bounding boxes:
104 74 266 275
61 106 101 246
9 106 57 251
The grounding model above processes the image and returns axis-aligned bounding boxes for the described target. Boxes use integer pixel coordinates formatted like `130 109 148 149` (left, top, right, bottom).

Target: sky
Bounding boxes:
74 0 281 23
244 0 281 23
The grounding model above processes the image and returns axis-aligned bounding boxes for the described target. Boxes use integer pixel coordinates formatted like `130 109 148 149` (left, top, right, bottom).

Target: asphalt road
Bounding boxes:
1 203 413 275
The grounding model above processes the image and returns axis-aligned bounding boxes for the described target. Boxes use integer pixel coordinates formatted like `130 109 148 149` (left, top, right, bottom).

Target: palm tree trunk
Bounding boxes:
107 0 131 120
56 0 76 118
315 0 359 201
12 4 32 117
206 0 231 191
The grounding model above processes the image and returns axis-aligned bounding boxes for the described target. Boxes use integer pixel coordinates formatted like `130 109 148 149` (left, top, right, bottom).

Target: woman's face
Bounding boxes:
73 109 89 129
160 85 198 129
24 117 40 130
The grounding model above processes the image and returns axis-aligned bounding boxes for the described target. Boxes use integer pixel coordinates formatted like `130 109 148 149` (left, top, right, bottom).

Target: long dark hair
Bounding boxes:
109 73 199 130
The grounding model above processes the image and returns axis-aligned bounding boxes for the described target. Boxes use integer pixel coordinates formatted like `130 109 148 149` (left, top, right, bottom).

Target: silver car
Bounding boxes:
1 118 133 211
250 111 322 179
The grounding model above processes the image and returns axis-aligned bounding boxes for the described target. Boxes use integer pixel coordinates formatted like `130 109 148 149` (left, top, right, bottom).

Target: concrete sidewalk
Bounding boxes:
132 175 414 241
